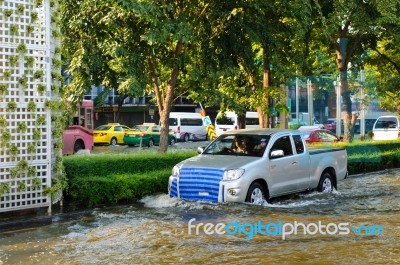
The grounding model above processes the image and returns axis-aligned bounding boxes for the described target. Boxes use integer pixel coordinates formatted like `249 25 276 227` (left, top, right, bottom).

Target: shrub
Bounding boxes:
17 43 27 54
28 144 36 154
10 24 18 35
0 84 7 94
36 115 46 126
0 116 7 127
7 102 17 111
27 101 37 112
67 169 172 207
9 55 18 67
63 151 196 207
33 70 44 79
31 12 38 22
63 151 196 179
18 122 28 133
37 84 46 94
4 9 12 17
16 4 24 15
26 57 35 67
27 25 34 35
1 131 11 147
3 70 11 78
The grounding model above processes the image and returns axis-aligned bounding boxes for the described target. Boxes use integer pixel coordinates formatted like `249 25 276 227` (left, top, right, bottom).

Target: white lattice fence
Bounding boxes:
0 0 59 212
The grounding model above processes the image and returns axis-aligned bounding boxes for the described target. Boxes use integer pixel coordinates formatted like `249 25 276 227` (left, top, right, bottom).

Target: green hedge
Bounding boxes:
341 141 400 174
68 169 172 207
63 151 196 207
63 151 196 178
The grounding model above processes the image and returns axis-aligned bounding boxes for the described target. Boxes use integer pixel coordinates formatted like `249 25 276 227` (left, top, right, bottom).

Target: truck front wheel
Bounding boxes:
317 172 334 193
245 182 266 205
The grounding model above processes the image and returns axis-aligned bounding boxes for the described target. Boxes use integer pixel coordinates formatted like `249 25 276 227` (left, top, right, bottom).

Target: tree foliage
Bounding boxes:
61 0 400 150
313 0 400 141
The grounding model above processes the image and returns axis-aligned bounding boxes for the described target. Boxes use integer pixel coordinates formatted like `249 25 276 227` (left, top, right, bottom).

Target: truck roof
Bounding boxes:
222 128 299 136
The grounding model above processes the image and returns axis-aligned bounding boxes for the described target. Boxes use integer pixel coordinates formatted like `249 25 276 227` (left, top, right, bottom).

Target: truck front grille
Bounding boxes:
176 167 224 203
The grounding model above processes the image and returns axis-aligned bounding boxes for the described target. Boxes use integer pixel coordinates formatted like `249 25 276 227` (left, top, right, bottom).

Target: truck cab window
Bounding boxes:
292 135 304 154
270 136 293 157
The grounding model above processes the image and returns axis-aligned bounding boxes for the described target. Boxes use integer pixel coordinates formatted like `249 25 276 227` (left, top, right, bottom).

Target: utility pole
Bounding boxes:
359 70 366 140
335 80 342 137
295 73 299 123
307 79 314 126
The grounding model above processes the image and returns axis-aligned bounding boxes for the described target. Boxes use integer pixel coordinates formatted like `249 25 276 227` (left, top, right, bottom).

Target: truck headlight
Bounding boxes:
172 166 180 177
223 169 245 181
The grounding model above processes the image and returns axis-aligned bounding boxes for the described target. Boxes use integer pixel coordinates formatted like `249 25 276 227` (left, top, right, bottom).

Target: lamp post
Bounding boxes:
359 70 366 140
307 79 314 125
295 74 299 123
335 80 342 137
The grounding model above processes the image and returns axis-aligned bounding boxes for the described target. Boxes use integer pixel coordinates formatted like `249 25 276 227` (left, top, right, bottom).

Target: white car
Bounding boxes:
372 116 400 141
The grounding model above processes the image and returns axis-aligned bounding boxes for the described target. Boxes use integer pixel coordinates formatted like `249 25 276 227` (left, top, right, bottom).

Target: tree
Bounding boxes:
316 0 400 141
62 0 213 153
61 0 147 121
186 0 312 128
366 13 400 114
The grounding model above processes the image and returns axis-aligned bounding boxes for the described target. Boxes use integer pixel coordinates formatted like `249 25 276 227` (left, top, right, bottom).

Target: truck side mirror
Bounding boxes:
270 149 284 159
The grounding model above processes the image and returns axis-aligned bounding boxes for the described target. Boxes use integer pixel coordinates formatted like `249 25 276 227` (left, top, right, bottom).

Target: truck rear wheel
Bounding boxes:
245 182 266 205
317 172 334 193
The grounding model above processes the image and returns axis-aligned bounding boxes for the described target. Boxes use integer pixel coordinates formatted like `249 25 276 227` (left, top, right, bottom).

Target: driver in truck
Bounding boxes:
232 136 253 154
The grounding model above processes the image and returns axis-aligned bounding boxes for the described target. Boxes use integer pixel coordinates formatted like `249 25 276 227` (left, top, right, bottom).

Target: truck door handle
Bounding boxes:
291 161 297 165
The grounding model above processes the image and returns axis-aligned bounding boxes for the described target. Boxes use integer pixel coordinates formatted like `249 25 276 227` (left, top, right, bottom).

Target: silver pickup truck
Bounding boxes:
168 129 348 204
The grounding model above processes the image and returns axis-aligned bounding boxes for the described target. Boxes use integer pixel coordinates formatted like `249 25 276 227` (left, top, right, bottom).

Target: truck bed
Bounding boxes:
308 147 346 155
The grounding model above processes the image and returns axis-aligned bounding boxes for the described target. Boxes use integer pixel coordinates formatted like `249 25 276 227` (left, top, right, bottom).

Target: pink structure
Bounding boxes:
62 100 94 155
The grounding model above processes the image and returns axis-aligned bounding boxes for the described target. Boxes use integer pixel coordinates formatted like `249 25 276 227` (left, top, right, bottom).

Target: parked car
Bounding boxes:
168 112 208 142
323 119 337 132
168 128 348 204
123 123 177 147
215 111 259 136
372 116 400 141
299 128 340 144
93 123 131 146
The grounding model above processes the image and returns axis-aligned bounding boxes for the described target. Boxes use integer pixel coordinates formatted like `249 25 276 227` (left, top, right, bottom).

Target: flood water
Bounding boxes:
0 169 399 264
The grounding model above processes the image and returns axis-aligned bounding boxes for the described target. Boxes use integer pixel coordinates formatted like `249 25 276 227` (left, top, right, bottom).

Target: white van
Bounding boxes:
168 112 208 142
215 111 259 136
372 116 400 141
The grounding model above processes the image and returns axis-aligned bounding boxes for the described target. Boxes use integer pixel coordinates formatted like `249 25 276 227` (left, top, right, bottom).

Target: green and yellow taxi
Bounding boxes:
93 123 131 146
123 123 176 147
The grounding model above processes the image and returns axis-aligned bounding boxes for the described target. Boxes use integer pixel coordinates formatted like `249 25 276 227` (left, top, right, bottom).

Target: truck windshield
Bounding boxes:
203 134 270 157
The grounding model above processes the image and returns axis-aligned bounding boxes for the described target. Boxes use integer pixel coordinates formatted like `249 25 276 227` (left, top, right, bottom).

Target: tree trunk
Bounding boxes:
248 71 267 128
257 107 267 128
237 114 246 129
115 95 128 123
338 54 358 142
258 51 271 128
279 83 288 129
148 41 183 153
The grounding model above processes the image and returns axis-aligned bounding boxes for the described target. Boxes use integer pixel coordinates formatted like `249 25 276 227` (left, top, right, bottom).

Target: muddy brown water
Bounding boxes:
0 169 399 264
